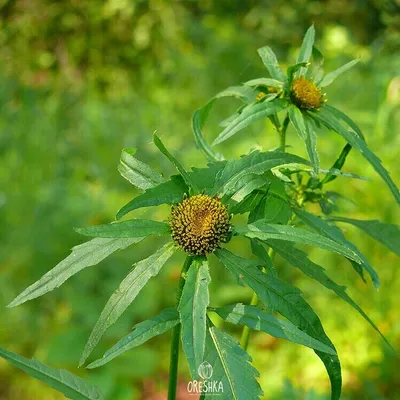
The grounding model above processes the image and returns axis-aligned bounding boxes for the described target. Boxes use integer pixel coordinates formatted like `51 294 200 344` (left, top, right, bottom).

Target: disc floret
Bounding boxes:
291 77 324 109
170 194 231 255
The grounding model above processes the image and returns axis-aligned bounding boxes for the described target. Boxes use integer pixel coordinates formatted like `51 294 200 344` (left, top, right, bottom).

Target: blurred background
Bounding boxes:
1 0 400 399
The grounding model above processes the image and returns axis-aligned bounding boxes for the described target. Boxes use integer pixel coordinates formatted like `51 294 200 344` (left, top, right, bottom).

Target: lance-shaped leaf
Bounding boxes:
117 148 164 190
213 150 309 197
296 25 315 76
244 78 284 88
8 237 141 308
75 219 170 238
320 59 359 87
235 221 362 263
212 304 336 355
267 239 390 347
178 257 211 378
249 193 292 225
153 134 199 192
116 175 188 220
257 46 286 82
312 107 400 205
250 239 277 277
229 190 265 215
294 209 380 288
330 217 400 257
213 99 289 145
215 249 341 400
87 308 179 369
202 323 263 399
215 85 257 103
321 143 353 185
0 348 104 400
79 242 176 366
289 106 319 173
192 100 224 162
225 174 269 205
311 46 324 83
324 105 365 139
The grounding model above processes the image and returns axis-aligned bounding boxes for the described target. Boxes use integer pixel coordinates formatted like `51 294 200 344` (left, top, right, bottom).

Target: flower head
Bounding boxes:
291 77 324 109
170 194 231 255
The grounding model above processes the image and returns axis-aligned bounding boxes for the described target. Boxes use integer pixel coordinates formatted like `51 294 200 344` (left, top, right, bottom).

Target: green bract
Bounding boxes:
6 26 400 400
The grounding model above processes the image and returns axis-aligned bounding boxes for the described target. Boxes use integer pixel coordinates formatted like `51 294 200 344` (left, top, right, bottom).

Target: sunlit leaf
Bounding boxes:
192 100 224 163
267 239 390 347
257 46 286 82
202 322 263 399
87 308 179 369
74 219 170 238
312 107 400 205
179 257 211 377
330 217 400 257
153 134 199 192
117 148 164 190
321 144 353 185
320 59 359 87
79 242 176 366
243 78 284 88
212 304 336 354
215 248 341 400
294 209 380 288
8 237 142 308
213 99 288 145
296 25 315 76
213 150 309 197
235 221 362 263
116 175 188 220
0 348 104 400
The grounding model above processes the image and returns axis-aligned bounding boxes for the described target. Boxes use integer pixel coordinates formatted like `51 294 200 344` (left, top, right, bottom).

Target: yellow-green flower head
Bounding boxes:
170 194 231 255
291 77 324 109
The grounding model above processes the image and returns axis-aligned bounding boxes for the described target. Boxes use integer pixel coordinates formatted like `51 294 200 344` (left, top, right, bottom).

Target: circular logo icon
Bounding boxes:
198 361 213 380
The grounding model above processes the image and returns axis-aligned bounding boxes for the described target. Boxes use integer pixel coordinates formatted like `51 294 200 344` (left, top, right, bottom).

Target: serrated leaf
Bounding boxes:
178 257 211 378
229 190 265 215
289 105 307 140
117 148 164 190
116 175 188 220
226 174 269 205
202 323 263 399
250 239 277 277
330 217 400 257
8 237 141 308
294 209 380 288
296 25 315 76
304 115 320 174
192 100 224 163
267 239 390 347
212 304 336 354
213 150 309 197
243 78 284 88
320 59 359 87
213 99 288 145
249 194 292 225
79 242 176 366
0 348 104 400
257 46 286 82
74 219 170 238
214 248 341 400
87 308 179 369
235 221 362 263
153 134 199 192
313 107 400 205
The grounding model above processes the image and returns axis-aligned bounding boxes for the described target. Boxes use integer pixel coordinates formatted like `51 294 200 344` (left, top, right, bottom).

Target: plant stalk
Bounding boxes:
168 256 193 400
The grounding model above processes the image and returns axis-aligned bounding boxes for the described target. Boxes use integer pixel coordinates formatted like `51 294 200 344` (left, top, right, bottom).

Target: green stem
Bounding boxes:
280 114 290 150
168 256 193 400
240 248 276 350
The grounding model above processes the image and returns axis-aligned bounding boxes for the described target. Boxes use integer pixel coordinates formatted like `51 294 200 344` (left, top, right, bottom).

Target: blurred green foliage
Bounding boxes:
0 1 399 399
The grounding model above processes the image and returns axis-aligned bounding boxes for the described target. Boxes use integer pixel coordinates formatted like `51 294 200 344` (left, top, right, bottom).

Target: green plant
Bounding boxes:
3 26 400 400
